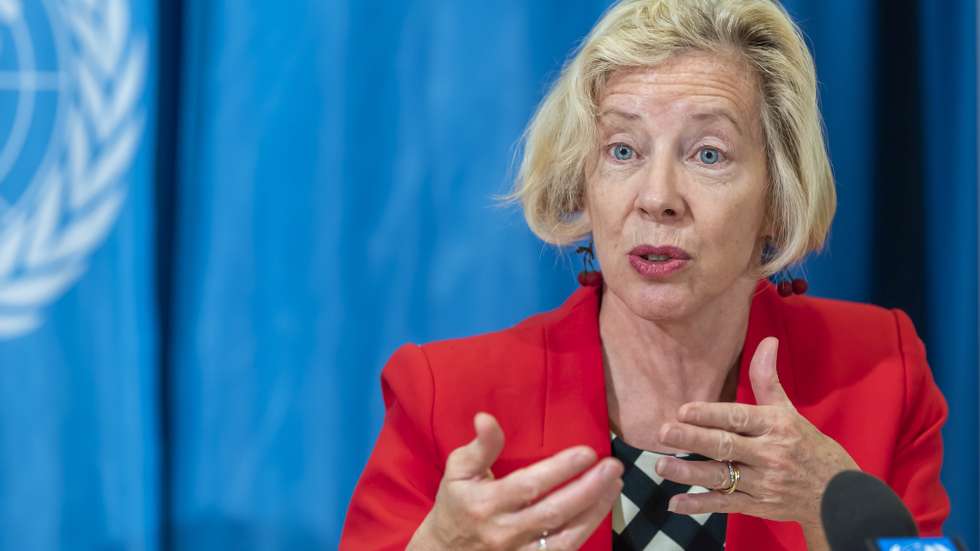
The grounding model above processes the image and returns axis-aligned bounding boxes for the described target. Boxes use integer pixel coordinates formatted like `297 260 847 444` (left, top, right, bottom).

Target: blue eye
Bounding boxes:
698 147 722 165
610 143 635 161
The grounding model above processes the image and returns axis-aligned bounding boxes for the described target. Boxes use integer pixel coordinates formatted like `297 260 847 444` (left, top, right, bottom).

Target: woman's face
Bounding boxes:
585 51 770 321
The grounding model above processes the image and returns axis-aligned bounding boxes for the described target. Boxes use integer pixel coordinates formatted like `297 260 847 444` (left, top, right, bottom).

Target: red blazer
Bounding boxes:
341 281 950 550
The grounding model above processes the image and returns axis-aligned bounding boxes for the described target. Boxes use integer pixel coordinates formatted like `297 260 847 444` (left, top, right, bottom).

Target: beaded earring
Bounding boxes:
774 268 808 297
762 239 807 297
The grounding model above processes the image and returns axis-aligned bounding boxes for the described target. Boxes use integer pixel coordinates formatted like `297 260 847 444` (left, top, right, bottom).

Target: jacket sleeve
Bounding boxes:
887 309 951 536
339 344 442 550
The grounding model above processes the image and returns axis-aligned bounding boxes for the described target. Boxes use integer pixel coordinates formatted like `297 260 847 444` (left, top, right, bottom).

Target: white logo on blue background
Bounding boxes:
879 538 957 551
0 0 145 338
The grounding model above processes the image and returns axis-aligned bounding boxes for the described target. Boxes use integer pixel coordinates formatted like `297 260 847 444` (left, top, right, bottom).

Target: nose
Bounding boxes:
635 155 687 222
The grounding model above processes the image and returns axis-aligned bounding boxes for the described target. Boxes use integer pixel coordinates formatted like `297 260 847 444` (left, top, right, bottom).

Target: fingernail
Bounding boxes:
600 459 620 477
660 424 673 442
572 448 593 465
611 479 624 496
667 498 678 513
655 457 668 475
766 339 779 371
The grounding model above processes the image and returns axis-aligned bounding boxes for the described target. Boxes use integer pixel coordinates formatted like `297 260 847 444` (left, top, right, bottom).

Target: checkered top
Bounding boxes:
611 433 727 550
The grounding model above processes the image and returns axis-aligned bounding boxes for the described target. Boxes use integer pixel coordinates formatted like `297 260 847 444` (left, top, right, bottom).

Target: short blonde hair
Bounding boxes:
512 0 836 275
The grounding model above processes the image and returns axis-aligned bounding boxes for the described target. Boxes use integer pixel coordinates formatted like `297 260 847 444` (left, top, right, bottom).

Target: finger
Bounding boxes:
668 488 756 516
749 337 791 407
520 475 622 551
655 457 732 491
655 456 761 496
659 422 761 464
494 445 597 510
512 457 623 537
445 412 505 481
677 401 774 436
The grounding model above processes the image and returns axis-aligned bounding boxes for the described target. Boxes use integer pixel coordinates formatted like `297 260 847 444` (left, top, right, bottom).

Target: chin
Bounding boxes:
614 278 698 321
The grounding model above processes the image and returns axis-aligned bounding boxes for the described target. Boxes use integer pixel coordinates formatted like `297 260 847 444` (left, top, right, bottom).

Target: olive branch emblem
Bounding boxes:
0 0 146 337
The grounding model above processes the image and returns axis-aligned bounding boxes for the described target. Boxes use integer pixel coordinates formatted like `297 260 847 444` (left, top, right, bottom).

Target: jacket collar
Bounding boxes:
540 282 612 550
738 281 797 405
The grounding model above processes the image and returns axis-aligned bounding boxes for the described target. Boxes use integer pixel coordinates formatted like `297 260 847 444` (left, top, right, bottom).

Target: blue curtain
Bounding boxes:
0 1 159 549
0 0 975 549
919 0 979 545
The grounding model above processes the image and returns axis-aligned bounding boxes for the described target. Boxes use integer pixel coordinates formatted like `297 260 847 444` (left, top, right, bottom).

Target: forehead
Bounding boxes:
598 50 762 132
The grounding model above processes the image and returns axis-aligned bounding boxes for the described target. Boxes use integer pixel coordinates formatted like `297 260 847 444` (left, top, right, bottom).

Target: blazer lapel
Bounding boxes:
543 284 613 551
734 282 798 411
727 282 805 551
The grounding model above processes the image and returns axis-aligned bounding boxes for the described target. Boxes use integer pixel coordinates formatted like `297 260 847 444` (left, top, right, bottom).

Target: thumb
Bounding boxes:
749 337 791 406
445 412 505 481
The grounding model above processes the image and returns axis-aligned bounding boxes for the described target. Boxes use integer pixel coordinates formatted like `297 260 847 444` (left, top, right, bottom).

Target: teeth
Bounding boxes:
644 254 670 261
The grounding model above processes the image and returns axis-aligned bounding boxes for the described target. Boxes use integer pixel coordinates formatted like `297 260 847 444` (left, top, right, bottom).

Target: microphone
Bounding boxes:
821 470 918 551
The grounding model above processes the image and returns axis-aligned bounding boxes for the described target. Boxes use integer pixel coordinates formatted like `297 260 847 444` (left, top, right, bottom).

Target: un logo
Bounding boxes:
0 0 145 338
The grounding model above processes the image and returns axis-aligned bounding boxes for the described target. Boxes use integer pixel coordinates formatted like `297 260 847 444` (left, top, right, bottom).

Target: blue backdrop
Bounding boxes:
0 0 975 549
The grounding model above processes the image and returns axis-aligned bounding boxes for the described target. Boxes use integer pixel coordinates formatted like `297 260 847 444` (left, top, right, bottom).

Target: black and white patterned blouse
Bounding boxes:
611 432 727 550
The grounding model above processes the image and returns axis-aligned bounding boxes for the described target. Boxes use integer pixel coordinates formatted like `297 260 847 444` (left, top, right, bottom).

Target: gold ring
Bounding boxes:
719 461 741 495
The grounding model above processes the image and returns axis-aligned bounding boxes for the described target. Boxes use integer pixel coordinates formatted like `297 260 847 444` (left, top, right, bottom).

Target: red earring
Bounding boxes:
576 242 602 287
776 269 808 297
763 239 807 297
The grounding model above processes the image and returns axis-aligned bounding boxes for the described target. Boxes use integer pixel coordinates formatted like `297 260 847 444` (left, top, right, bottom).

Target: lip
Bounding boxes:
627 245 692 279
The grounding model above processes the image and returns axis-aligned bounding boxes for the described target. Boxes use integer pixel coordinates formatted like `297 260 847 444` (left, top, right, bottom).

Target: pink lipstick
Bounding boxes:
627 245 691 278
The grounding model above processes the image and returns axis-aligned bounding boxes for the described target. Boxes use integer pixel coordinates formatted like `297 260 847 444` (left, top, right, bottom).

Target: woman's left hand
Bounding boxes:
654 337 860 540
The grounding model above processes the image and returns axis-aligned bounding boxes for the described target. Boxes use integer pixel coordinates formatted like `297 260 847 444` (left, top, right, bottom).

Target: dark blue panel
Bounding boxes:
920 0 979 547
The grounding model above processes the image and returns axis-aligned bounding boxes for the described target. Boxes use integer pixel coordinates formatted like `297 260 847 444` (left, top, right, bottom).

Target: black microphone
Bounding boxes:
821 470 918 551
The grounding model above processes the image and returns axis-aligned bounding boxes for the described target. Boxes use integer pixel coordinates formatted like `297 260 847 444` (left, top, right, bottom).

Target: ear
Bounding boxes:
760 234 774 251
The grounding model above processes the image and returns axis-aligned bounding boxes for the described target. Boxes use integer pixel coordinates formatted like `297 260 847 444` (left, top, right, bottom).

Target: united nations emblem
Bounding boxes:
0 0 145 337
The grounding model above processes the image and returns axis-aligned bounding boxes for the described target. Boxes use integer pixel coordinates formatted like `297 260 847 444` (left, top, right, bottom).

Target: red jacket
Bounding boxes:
341 281 950 550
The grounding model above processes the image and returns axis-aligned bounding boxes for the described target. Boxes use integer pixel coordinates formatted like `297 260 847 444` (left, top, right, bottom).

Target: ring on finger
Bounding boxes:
718 461 741 495
537 530 549 550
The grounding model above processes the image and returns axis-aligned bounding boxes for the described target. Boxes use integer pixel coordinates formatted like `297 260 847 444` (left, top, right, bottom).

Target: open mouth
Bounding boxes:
641 254 672 262
627 245 691 278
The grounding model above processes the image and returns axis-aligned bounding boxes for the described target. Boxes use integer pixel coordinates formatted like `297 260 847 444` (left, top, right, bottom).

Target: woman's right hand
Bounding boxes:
407 412 623 551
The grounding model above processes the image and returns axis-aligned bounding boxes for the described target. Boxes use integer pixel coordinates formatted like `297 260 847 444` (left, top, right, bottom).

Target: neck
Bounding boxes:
600 279 758 447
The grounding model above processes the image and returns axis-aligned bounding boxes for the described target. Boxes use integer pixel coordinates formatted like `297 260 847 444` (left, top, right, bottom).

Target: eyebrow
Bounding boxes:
599 107 747 136
598 109 642 122
688 109 745 136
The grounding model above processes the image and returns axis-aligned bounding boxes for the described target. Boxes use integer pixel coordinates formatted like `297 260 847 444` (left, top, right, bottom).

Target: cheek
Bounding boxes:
585 176 633 231
585 183 635 271
699 193 766 262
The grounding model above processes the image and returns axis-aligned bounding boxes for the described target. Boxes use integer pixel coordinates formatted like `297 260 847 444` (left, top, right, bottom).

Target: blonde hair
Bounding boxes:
512 0 836 275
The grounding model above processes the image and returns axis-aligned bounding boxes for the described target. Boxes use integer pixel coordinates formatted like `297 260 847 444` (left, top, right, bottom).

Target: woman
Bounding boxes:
340 0 950 549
